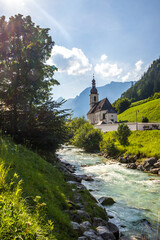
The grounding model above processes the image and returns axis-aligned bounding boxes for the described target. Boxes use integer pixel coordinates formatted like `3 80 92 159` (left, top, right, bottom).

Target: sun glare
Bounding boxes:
3 0 26 11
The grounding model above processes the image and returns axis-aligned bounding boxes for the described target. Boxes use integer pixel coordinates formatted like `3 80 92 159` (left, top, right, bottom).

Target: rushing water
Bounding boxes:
57 145 160 239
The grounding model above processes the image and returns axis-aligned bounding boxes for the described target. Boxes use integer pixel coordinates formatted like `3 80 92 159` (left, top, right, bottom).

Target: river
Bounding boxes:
57 145 160 239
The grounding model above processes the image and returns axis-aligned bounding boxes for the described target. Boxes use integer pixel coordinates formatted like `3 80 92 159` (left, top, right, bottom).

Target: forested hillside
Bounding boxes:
121 57 160 101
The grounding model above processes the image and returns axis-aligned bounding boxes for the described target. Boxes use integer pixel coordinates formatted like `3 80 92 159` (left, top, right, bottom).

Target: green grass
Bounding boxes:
0 162 56 239
118 98 160 122
0 136 77 240
100 130 160 158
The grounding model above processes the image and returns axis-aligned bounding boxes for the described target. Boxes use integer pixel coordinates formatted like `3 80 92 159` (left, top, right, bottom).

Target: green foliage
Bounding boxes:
112 98 131 114
115 123 131 146
67 116 86 139
100 130 160 158
0 15 68 152
0 137 77 240
0 163 56 240
72 122 102 152
142 116 149 123
118 98 160 122
121 57 160 101
100 137 119 157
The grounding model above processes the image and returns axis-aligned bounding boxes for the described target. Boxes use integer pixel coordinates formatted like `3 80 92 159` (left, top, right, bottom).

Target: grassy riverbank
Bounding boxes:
0 136 77 240
0 136 110 239
100 130 160 159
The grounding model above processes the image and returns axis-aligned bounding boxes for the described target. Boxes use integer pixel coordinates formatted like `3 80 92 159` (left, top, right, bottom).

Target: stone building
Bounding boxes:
87 76 117 125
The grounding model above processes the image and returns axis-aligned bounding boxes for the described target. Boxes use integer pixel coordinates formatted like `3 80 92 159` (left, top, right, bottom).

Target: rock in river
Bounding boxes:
99 197 116 205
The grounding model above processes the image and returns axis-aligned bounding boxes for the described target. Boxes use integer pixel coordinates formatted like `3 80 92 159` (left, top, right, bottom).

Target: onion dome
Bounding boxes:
90 74 98 94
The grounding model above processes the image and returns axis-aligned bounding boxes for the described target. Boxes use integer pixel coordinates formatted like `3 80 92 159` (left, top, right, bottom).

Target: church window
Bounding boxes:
94 96 96 101
103 113 105 119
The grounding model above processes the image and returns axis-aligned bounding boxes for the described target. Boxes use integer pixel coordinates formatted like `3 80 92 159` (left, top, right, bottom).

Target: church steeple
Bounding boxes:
90 74 98 94
90 74 99 109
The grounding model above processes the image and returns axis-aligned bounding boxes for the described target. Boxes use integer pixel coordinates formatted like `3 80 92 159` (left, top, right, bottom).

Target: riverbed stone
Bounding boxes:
80 221 92 231
83 229 98 239
150 168 160 174
96 226 116 240
92 217 108 227
142 157 157 171
77 210 91 221
71 221 82 235
99 197 116 205
105 222 119 239
78 237 88 240
136 164 143 171
153 160 160 168
126 163 137 169
119 156 128 163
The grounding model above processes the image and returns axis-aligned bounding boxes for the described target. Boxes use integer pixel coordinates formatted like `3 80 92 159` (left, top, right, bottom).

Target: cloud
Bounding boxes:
94 62 122 78
135 60 143 72
48 45 92 75
121 72 131 82
100 54 108 61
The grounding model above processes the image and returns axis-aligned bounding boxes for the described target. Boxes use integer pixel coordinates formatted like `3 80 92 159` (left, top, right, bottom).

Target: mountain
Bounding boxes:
60 81 133 117
121 57 160 101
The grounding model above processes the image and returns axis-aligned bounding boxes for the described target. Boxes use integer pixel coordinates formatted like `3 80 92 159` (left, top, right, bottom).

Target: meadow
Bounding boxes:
118 98 160 122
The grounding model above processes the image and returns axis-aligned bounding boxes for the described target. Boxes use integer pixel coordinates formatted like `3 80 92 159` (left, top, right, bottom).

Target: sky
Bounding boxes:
1 0 160 100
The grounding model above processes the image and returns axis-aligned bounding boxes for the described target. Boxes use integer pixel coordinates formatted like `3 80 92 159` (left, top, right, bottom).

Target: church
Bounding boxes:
87 76 117 125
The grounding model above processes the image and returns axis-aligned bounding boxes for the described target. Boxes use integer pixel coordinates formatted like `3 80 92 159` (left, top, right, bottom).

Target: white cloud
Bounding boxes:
121 72 131 82
100 54 108 61
94 62 122 78
135 60 143 72
48 45 92 75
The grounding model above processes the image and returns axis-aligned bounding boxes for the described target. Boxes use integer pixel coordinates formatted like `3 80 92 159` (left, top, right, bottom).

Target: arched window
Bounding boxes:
94 96 96 102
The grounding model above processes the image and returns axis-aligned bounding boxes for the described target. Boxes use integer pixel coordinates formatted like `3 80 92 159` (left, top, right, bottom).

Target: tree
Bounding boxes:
0 15 68 152
112 98 131 114
66 116 86 139
116 123 131 145
0 14 58 135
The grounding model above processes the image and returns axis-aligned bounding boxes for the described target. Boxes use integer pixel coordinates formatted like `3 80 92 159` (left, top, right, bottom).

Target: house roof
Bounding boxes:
87 98 117 115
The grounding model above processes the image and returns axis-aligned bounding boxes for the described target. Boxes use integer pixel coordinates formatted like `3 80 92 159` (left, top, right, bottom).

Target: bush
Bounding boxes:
100 138 119 157
72 122 102 152
116 123 131 145
112 98 131 114
142 116 149 123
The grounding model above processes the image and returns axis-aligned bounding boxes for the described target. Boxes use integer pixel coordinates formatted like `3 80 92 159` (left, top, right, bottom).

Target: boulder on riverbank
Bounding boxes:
137 157 160 174
119 155 137 164
120 155 160 175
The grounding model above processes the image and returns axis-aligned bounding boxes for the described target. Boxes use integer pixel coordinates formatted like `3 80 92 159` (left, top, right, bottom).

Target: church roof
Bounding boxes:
87 98 117 115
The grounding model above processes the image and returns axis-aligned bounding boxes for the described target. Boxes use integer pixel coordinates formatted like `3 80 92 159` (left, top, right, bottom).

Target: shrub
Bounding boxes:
142 116 149 123
72 122 102 152
116 123 131 145
101 138 119 157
